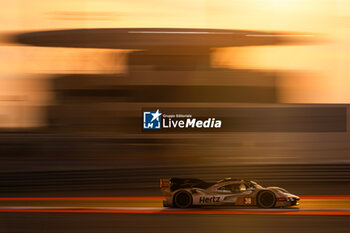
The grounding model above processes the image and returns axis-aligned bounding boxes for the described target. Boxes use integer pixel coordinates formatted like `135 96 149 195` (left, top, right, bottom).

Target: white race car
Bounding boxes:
160 177 300 208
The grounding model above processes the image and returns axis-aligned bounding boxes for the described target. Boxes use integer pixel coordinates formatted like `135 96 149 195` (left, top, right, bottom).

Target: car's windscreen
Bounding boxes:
248 181 263 189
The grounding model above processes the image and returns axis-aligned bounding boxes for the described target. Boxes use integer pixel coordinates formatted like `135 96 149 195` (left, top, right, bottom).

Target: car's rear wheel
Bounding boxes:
174 191 192 208
257 190 276 208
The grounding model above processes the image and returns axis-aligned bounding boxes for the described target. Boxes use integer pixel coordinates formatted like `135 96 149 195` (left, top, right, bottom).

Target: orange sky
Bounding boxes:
0 0 349 127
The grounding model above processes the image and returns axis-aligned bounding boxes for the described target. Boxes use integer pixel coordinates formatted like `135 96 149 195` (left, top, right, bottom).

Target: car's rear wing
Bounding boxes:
160 177 211 195
160 178 171 196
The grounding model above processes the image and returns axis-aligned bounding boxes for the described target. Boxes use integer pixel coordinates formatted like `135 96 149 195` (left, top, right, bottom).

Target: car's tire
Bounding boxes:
257 190 276 208
174 191 192 208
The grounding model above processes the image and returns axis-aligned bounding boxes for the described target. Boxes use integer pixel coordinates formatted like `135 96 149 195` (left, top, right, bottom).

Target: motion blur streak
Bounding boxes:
0 209 349 216
0 196 349 213
0 195 349 200
300 195 350 199
0 196 164 200
1 213 347 233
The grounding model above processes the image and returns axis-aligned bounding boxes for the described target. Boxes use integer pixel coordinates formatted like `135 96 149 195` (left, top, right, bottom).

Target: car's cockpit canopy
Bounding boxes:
217 177 241 183
216 178 263 190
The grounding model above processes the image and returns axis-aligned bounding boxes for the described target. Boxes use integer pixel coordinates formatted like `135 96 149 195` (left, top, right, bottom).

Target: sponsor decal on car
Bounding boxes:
199 196 220 203
243 197 252 205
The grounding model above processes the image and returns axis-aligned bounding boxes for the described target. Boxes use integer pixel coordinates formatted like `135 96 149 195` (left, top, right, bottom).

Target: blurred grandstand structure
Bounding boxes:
0 28 348 196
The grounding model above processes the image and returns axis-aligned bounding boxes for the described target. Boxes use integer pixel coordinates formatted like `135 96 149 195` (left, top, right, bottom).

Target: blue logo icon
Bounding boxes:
143 109 162 129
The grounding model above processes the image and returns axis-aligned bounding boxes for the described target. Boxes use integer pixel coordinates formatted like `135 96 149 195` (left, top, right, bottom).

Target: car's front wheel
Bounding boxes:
257 190 276 208
174 191 192 208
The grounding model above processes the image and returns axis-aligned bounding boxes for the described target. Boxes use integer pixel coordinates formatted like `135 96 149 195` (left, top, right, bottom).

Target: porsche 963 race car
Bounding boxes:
160 178 300 208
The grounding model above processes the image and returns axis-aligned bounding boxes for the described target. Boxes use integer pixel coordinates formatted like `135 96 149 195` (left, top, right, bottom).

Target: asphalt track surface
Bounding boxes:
0 196 349 233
